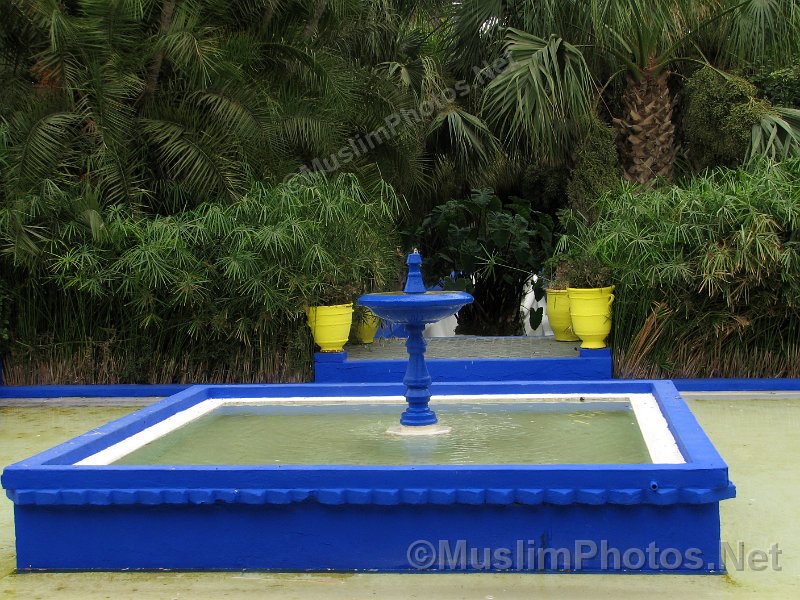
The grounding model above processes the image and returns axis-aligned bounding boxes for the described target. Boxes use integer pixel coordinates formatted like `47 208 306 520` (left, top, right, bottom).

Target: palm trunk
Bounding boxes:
144 0 178 97
613 71 677 184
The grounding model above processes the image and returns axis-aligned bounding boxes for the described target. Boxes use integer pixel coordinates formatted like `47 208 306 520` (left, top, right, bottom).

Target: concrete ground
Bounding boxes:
346 336 580 360
1 393 799 599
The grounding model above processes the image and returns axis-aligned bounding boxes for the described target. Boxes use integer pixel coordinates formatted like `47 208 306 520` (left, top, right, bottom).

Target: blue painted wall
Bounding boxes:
314 348 613 383
2 377 799 399
0 384 190 398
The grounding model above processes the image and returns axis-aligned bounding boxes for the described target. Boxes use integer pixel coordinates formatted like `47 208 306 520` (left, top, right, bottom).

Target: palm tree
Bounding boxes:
457 0 800 183
2 0 274 210
0 0 459 213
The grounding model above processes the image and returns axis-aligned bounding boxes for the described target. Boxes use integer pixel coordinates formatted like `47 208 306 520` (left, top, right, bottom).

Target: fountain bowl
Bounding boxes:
358 290 473 326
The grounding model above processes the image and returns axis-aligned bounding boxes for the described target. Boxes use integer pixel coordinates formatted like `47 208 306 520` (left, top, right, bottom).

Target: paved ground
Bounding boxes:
1 394 799 598
346 336 580 360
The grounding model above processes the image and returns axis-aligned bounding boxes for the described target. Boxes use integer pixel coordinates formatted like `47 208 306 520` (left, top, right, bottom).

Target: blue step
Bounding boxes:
314 346 612 383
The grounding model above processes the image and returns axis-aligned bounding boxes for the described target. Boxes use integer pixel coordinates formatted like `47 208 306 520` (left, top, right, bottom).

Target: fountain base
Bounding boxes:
385 423 452 436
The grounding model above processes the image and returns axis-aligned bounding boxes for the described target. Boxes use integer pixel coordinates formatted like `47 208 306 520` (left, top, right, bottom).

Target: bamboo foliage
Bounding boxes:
0 172 402 383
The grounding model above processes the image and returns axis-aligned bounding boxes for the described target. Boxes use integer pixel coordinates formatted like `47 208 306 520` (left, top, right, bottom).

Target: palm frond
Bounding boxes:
140 115 245 201
748 107 800 163
427 103 500 168
9 109 83 193
482 29 594 164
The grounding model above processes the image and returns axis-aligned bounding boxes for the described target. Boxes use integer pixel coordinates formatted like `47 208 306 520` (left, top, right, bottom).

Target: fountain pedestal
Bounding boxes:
358 252 473 434
385 323 453 434
399 322 435 425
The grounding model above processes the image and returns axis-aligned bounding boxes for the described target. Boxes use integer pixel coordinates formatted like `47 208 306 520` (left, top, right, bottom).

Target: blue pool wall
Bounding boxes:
12 499 723 572
2 380 735 572
0 384 188 398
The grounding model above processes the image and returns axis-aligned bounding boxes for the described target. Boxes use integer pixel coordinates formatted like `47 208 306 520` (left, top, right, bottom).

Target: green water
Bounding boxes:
113 401 651 465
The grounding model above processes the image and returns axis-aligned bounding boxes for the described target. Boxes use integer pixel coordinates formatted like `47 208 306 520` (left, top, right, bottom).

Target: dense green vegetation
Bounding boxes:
558 161 800 378
684 68 769 169
413 188 553 336
0 173 400 383
1 0 799 382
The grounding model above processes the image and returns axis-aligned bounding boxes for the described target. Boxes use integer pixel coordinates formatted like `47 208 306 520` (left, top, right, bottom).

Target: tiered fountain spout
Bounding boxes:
358 251 473 435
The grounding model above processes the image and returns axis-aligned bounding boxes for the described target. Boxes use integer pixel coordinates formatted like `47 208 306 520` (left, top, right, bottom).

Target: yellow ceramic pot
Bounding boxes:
305 303 353 352
354 310 381 344
567 286 615 349
546 289 579 342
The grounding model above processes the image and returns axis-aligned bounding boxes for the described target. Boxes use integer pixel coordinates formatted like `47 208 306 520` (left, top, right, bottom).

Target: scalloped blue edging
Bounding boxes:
8 484 734 507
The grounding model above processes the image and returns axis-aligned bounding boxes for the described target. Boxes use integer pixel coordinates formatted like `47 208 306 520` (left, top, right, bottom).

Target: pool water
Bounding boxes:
112 401 651 466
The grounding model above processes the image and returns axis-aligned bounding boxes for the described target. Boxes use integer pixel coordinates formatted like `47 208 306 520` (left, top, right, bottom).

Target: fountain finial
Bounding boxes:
403 251 426 294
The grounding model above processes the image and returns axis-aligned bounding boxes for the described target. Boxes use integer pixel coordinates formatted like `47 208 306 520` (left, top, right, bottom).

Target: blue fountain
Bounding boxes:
358 251 472 434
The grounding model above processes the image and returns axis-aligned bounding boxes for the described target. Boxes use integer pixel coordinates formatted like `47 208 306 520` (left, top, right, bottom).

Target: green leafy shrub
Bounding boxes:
683 68 771 169
566 120 620 221
544 253 613 290
0 279 11 356
413 188 554 335
750 63 800 107
563 255 613 289
0 173 401 384
557 161 800 378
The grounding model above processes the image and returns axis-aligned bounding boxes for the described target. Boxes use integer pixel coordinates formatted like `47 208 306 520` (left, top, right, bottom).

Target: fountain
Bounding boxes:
358 251 472 434
1 253 736 573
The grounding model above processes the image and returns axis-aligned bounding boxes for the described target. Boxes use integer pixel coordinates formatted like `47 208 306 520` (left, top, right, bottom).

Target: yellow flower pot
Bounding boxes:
567 286 615 349
546 289 579 342
354 310 381 344
306 303 353 352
